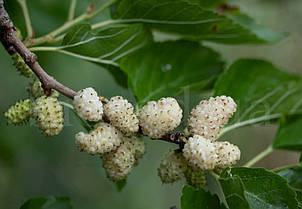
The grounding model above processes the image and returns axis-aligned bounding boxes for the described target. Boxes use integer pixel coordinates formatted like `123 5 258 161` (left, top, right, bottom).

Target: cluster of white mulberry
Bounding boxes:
72 87 240 185
5 78 241 185
5 78 64 137
158 96 241 186
73 88 146 182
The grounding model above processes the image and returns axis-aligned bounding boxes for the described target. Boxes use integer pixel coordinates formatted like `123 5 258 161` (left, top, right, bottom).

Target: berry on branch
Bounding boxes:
185 166 206 189
139 97 183 138
183 135 218 170
214 141 241 168
157 150 187 184
102 136 138 182
132 136 146 161
12 53 34 78
4 99 31 125
31 96 64 136
75 122 121 155
73 87 103 121
188 96 237 140
104 96 139 135
30 78 59 98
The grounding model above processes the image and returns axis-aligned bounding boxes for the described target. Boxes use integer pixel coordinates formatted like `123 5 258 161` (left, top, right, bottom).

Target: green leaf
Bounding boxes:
278 167 302 192
181 185 224 209
214 59 302 133
188 0 224 8
273 115 302 151
20 196 72 209
62 23 92 45
278 167 302 208
111 0 286 44
220 167 298 209
62 23 152 87
115 179 127 192
120 41 224 106
62 23 151 65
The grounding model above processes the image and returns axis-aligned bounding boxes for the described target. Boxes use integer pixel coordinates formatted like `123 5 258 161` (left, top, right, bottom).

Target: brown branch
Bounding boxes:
0 0 76 99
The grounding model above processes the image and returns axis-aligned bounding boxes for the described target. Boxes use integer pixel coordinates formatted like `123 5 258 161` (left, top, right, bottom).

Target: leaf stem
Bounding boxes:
28 46 119 66
244 145 273 167
17 0 33 38
272 163 302 173
209 170 220 180
67 0 77 22
91 19 119 30
59 101 74 110
218 113 281 138
25 0 118 47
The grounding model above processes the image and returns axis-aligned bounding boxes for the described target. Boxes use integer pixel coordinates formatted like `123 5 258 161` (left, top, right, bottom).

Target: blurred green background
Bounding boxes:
0 0 301 208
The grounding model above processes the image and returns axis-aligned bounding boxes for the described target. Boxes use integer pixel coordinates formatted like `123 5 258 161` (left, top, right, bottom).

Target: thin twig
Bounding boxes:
17 0 33 38
244 145 274 167
67 0 77 21
24 0 118 47
0 0 76 99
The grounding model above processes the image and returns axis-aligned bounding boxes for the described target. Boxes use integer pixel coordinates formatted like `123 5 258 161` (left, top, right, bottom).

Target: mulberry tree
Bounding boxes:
1 0 302 209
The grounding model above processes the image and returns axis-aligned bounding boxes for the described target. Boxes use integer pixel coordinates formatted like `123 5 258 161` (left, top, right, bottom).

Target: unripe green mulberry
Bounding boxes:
102 137 137 182
157 150 187 184
132 136 146 161
185 166 206 188
4 99 31 125
30 78 59 98
12 53 34 78
31 96 64 136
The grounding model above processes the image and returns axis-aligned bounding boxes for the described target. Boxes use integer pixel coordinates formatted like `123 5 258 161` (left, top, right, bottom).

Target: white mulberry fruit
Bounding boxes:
139 97 183 138
157 150 187 184
214 141 241 168
75 122 121 155
188 96 237 140
12 53 34 78
31 96 64 136
73 87 103 121
183 135 218 170
104 96 139 135
185 166 206 188
30 78 59 98
4 99 31 125
102 137 137 182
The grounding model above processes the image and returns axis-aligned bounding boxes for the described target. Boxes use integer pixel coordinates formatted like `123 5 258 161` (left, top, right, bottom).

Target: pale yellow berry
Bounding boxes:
140 97 183 138
183 135 218 170
188 96 237 140
104 96 139 135
75 122 121 155
73 87 103 121
214 141 241 168
102 136 138 182
31 96 64 136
